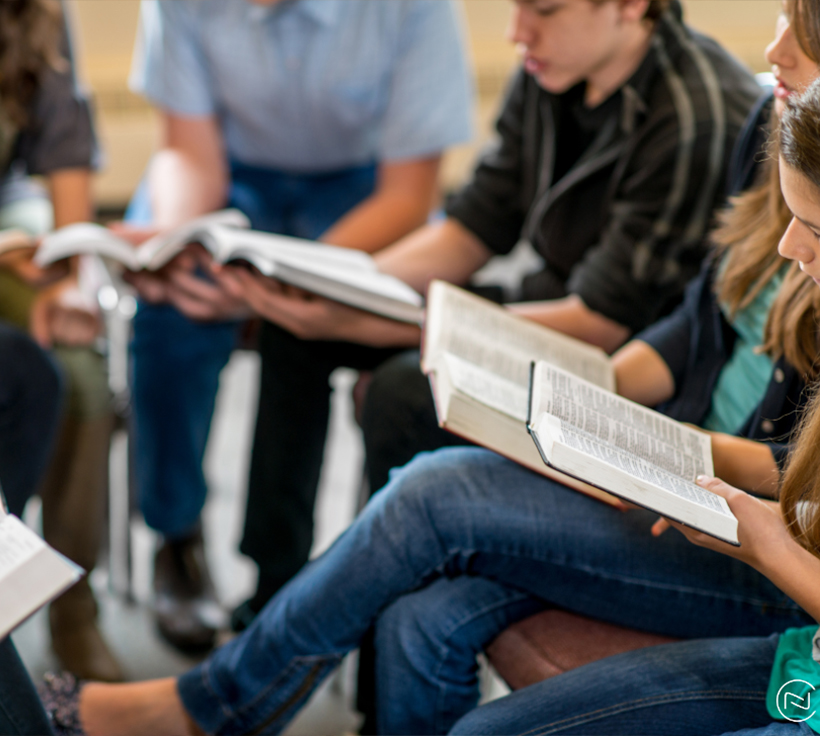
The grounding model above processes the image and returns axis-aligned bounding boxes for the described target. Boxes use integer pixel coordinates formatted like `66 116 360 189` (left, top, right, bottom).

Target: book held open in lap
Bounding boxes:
33 210 424 324
422 280 624 508
0 501 82 639
528 361 739 545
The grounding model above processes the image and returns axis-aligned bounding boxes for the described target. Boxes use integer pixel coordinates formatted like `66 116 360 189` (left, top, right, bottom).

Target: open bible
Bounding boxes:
34 210 423 324
0 503 82 639
528 361 739 545
422 281 623 508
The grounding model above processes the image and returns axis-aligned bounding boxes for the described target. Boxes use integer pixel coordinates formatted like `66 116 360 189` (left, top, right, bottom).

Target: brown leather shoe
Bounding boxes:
49 580 125 683
153 527 226 653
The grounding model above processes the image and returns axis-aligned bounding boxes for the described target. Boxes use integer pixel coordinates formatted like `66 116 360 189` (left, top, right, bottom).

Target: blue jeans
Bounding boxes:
0 324 62 735
0 322 62 515
449 635 800 735
177 449 812 735
129 161 376 538
0 638 54 735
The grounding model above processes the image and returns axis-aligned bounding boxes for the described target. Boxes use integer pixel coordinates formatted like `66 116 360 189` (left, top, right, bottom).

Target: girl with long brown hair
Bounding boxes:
0 0 122 682
447 74 820 735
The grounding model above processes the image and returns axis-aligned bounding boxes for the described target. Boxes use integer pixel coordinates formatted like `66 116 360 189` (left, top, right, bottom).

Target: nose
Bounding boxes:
765 14 796 71
778 216 816 264
506 4 534 48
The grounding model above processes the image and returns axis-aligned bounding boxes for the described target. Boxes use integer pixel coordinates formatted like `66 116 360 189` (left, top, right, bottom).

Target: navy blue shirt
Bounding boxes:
636 94 801 468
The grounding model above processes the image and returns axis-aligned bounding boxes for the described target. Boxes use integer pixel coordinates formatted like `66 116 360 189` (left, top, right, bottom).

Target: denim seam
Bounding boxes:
199 660 235 721
513 688 769 736
225 653 343 731
431 589 534 734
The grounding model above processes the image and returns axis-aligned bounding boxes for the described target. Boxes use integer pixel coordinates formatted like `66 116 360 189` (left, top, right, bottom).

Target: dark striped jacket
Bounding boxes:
446 3 761 334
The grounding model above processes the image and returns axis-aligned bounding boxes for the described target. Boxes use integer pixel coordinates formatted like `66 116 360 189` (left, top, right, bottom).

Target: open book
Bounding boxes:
35 210 423 324
34 209 251 271
0 502 82 639
528 361 738 545
422 281 623 508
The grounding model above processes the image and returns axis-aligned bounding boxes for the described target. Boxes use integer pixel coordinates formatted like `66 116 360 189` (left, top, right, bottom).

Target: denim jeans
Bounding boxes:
0 638 54 735
0 323 61 735
0 322 62 515
449 635 795 735
177 448 812 735
128 161 376 538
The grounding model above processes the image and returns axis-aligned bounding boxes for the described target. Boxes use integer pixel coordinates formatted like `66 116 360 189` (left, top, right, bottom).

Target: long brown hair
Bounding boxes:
778 77 820 555
0 0 64 128
714 0 820 380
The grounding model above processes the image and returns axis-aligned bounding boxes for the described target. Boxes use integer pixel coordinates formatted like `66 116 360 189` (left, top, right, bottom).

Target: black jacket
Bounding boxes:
446 3 761 333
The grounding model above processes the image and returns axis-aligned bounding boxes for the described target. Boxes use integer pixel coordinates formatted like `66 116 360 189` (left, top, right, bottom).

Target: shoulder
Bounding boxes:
644 12 761 127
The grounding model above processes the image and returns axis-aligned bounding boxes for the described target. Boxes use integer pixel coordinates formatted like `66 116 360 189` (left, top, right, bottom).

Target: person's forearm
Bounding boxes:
48 168 93 228
148 150 227 228
374 218 492 294
148 114 229 228
507 295 630 354
321 189 432 253
755 537 820 621
321 157 441 253
611 340 675 405
711 434 780 497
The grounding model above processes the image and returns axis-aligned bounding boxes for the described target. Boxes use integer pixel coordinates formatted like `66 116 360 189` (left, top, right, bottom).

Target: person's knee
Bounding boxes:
0 325 62 413
376 447 490 521
375 592 451 677
363 351 428 426
51 346 111 421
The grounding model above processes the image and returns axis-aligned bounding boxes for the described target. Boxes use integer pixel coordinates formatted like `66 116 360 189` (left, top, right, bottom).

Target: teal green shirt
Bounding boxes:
767 626 820 730
702 265 787 434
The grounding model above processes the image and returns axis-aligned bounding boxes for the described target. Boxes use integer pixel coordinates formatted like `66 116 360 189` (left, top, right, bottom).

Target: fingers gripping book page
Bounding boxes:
530 362 713 479
423 281 614 390
528 362 737 544
532 416 737 543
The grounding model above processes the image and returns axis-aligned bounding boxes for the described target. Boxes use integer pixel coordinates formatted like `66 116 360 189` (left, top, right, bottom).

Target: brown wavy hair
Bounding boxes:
777 78 820 555
714 0 820 380
0 0 64 128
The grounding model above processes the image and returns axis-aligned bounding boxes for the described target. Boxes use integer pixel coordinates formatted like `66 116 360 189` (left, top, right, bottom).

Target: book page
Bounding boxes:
424 281 613 390
35 223 139 269
0 516 82 638
139 209 251 269
211 227 376 274
532 362 712 480
546 420 731 517
0 515 45 585
444 353 529 421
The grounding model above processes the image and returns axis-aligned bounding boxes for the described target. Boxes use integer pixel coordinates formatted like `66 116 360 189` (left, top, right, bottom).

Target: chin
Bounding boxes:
532 73 575 94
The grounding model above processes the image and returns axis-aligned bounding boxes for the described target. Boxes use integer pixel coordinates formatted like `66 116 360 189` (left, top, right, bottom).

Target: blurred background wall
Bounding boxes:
68 0 781 211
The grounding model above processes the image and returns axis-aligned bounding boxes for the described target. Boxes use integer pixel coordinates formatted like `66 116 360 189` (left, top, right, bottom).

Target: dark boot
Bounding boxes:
153 526 226 653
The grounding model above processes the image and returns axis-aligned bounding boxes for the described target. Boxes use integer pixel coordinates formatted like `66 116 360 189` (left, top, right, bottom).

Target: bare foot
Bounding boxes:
80 678 204 736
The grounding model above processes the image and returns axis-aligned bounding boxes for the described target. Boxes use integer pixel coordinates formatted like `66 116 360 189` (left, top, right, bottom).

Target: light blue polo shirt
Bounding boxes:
130 0 474 173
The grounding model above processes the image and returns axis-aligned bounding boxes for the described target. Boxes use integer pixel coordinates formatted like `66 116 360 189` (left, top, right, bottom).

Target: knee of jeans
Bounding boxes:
375 593 454 677
378 447 488 521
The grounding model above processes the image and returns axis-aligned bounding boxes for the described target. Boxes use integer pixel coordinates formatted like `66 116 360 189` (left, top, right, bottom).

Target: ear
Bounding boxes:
617 0 652 23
